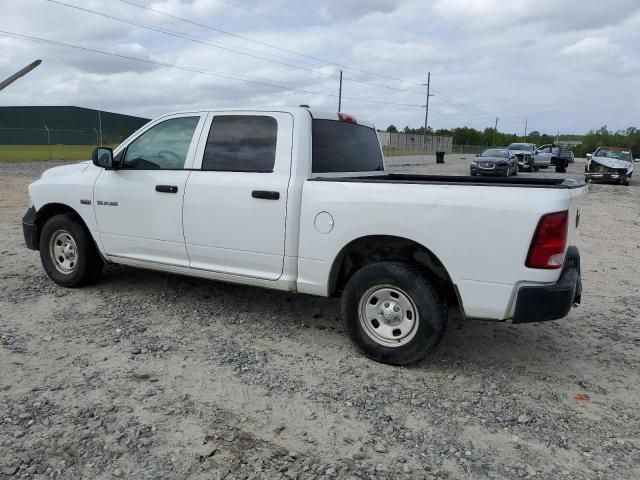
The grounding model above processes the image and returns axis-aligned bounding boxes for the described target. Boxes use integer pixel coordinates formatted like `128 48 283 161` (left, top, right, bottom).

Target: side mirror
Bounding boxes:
475 153 480 157
92 147 114 169
586 153 593 160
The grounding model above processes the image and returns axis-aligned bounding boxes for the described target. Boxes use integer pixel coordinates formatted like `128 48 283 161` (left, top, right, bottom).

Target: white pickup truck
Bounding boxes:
23 107 586 365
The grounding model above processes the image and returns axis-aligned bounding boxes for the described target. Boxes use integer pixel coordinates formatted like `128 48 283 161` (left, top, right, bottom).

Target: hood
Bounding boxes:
591 156 631 170
508 150 531 156
40 160 92 179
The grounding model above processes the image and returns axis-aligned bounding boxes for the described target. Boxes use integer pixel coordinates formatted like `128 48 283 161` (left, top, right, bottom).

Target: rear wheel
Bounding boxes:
39 214 103 287
341 261 447 365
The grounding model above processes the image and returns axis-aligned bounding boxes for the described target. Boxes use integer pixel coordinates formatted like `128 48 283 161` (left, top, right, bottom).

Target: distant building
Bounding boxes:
0 106 149 145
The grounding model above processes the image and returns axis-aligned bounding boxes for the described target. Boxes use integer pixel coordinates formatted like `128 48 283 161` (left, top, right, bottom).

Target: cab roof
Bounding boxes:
158 107 376 129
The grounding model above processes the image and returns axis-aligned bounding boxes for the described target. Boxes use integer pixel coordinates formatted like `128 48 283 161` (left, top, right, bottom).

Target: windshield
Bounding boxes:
594 148 632 162
507 143 532 151
480 149 508 158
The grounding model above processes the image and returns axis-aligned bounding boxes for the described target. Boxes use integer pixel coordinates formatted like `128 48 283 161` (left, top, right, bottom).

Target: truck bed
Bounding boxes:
311 174 586 189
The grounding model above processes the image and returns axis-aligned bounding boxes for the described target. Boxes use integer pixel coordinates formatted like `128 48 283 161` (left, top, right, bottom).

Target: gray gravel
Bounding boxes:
1 157 639 479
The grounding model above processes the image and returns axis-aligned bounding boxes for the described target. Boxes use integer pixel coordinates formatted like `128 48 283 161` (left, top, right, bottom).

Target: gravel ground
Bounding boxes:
1 156 639 479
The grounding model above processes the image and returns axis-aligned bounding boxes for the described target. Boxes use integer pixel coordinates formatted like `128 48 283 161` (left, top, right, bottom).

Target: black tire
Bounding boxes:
341 261 447 365
39 214 103 288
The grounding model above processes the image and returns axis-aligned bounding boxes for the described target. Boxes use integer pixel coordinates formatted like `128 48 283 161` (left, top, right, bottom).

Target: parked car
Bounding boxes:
507 143 538 172
536 144 573 168
22 107 586 365
585 146 634 185
470 148 517 176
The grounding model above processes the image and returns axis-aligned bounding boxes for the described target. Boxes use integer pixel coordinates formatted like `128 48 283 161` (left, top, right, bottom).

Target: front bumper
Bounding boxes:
517 156 534 167
22 206 39 250
512 246 581 324
585 172 627 180
471 165 509 175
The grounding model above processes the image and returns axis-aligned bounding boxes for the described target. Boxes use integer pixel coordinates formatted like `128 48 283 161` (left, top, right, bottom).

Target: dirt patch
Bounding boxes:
1 158 639 479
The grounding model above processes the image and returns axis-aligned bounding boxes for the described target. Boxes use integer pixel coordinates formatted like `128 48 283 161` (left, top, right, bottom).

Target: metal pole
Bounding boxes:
524 117 528 141
0 60 42 92
338 70 342 112
493 117 499 147
98 110 103 146
43 124 51 161
424 72 431 151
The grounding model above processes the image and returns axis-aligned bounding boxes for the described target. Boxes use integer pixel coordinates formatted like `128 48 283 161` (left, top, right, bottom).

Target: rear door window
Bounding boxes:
312 120 383 173
202 115 277 172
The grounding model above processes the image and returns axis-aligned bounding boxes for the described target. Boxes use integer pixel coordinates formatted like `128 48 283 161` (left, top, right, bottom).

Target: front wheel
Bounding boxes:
341 262 447 365
39 214 103 287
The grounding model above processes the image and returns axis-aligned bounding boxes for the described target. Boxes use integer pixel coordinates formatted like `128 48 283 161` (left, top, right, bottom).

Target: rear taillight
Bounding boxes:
338 112 357 124
526 211 568 269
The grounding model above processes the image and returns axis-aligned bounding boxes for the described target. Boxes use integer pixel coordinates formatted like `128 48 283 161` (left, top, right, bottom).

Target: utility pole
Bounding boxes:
338 70 342 112
0 60 42 92
493 117 499 146
423 72 434 151
524 117 528 141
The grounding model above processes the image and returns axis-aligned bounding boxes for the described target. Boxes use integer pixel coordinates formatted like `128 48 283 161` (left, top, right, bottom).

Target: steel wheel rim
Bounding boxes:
49 229 78 274
358 285 420 347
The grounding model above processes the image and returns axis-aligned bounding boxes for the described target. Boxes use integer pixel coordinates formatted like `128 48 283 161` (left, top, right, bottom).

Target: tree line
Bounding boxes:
384 124 639 156
576 126 640 157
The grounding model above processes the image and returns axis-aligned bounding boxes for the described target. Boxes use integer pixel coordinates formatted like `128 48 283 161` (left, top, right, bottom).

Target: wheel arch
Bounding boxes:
328 235 464 319
33 203 97 252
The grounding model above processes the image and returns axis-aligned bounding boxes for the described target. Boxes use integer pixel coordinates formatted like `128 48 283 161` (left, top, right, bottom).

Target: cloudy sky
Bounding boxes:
1 0 640 135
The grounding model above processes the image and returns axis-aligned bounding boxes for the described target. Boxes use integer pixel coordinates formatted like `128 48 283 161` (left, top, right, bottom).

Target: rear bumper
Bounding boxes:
22 206 38 250
512 246 581 324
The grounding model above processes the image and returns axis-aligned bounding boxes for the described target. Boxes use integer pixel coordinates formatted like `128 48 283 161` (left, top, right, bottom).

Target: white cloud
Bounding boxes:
0 0 639 133
561 37 619 56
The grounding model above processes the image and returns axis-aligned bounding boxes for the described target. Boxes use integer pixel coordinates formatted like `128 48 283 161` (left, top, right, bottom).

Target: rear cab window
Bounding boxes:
312 119 384 174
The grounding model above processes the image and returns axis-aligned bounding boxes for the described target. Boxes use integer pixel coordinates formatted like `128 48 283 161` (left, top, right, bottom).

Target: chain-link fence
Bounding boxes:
451 144 488 155
377 132 453 154
0 106 149 162
376 132 503 156
0 127 131 162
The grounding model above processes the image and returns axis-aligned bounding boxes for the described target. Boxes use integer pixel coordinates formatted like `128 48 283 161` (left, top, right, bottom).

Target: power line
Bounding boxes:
118 0 523 129
0 30 425 109
119 0 427 89
215 0 429 87
45 0 426 97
